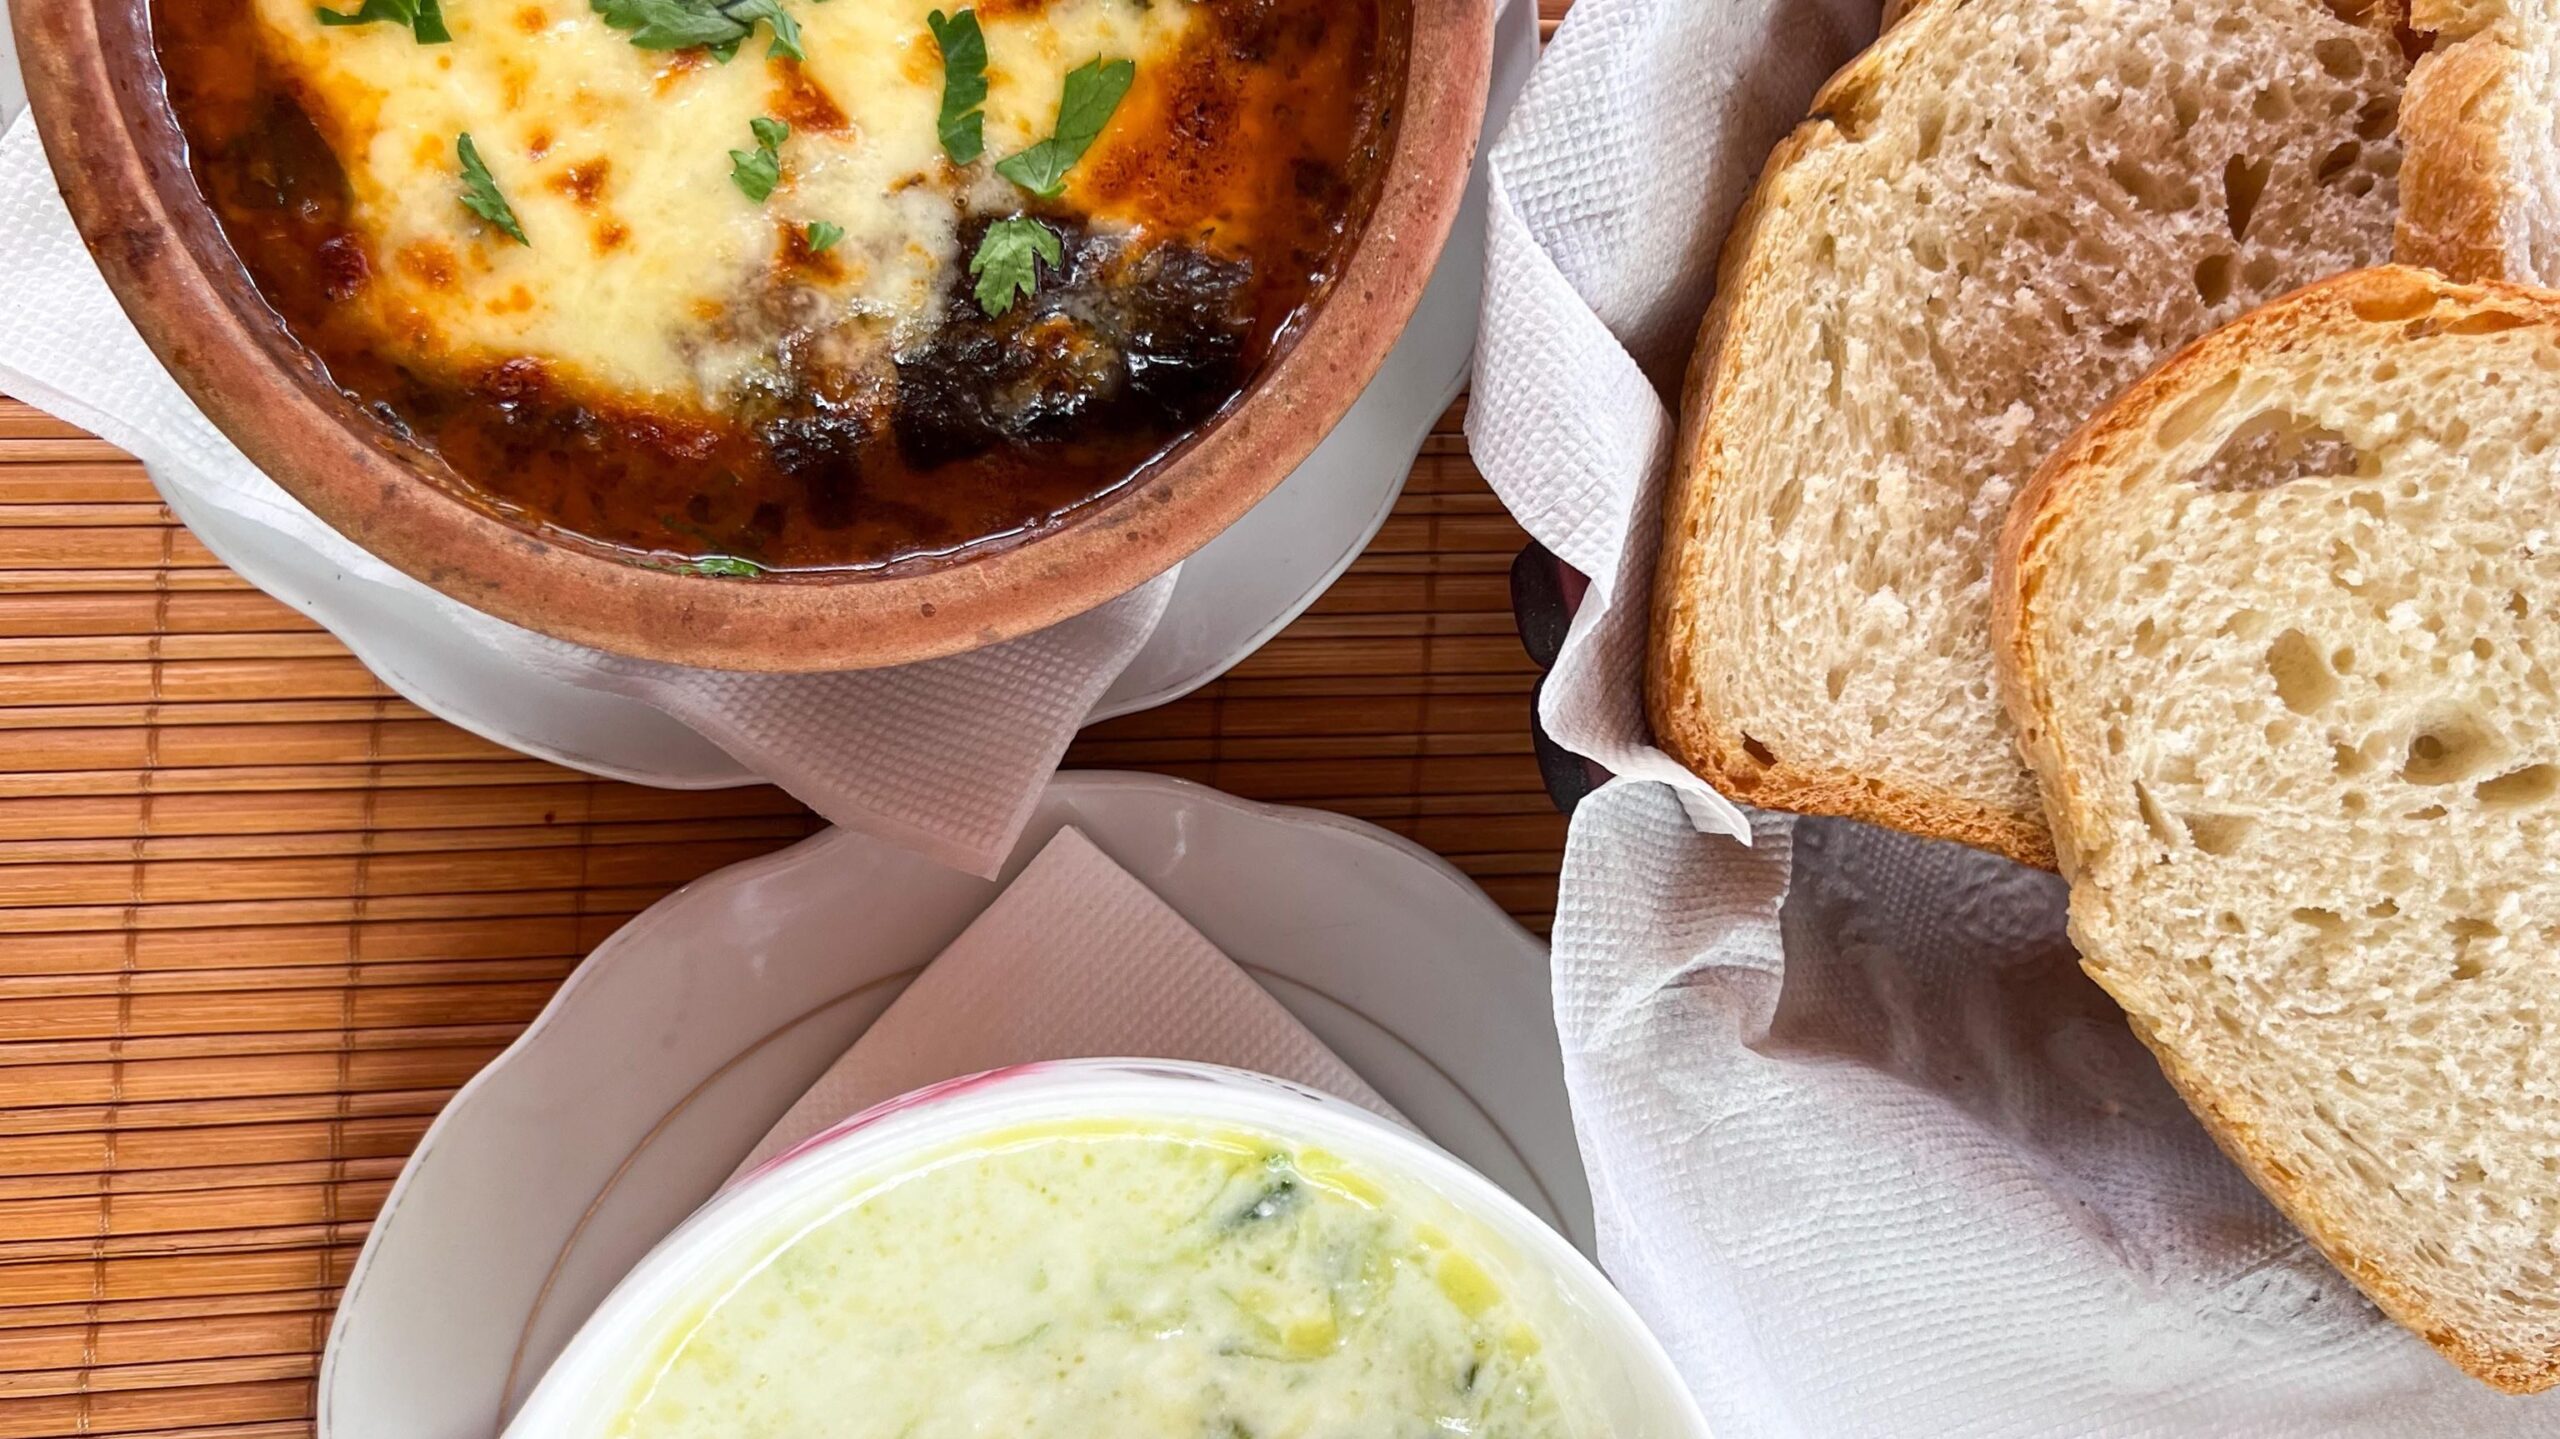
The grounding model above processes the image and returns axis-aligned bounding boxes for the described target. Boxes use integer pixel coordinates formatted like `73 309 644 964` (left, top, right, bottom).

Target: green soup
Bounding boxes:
613 1121 1582 1438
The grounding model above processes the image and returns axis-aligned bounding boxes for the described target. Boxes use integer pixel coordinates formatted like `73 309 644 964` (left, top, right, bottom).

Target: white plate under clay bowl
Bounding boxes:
319 771 1589 1439
0 0 1539 786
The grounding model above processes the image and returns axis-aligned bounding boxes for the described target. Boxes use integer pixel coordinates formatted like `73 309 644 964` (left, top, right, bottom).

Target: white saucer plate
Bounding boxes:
1 0 1539 787
318 772 1582 1439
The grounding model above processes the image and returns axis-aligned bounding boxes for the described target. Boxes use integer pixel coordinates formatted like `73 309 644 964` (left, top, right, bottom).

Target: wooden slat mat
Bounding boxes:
0 389 1557 1436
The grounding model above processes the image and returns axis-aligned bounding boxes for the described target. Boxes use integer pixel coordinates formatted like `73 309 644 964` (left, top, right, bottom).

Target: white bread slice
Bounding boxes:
2398 0 2560 283
1650 0 2411 867
1997 266 2560 1393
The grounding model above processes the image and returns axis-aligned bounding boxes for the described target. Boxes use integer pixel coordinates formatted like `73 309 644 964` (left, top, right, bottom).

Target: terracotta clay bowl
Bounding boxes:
12 0 1493 671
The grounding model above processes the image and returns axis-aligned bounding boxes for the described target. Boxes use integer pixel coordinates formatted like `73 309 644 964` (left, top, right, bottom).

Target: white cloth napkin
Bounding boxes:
729 824 1399 1180
0 112 1170 879
1472 1 2558 1433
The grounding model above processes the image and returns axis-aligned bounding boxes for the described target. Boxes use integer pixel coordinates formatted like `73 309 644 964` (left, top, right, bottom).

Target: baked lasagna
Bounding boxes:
155 0 1390 574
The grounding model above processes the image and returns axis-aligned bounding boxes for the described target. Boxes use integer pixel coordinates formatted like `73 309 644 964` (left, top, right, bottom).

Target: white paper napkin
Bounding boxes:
1472 0 2558 1432
0 112 1170 878
729 824 1400 1180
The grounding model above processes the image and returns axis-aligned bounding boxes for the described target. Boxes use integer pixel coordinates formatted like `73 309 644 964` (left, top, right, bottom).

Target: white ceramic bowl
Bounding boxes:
502 1059 1706 1437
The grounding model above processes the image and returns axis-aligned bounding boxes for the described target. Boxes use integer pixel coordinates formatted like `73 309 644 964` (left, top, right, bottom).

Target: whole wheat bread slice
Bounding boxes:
2399 0 2560 282
1997 265 2560 1393
1650 0 2411 866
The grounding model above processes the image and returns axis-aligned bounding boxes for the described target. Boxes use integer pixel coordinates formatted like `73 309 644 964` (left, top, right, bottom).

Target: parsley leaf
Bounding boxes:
589 0 806 59
724 0 803 60
688 555 767 577
315 0 450 44
926 9 988 165
969 215 1062 317
730 148 781 201
455 134 529 246
590 0 744 50
805 220 845 253
993 56 1133 198
730 116 789 202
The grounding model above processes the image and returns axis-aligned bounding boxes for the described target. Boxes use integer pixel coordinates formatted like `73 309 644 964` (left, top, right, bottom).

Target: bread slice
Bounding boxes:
1650 0 2411 867
2399 0 2560 283
1997 265 2560 1393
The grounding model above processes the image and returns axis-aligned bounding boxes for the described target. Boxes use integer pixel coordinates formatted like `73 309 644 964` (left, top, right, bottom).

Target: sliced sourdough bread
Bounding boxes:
1650 0 2410 866
2399 0 2560 282
1997 266 2560 1393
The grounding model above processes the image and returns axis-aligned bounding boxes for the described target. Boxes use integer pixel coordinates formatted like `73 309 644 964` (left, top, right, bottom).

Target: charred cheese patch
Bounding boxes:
162 0 1387 572
252 0 1199 407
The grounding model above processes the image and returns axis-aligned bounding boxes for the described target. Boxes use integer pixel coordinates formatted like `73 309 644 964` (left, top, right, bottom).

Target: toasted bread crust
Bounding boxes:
2126 1002 2560 1394
2397 24 2529 281
1646 0 2059 870
1994 264 2560 1394
1648 0 2400 871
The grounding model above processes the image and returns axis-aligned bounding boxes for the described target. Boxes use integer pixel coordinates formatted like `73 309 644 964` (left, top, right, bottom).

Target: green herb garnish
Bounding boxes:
591 0 741 50
1227 1173 1304 1227
969 215 1061 317
455 134 529 245
724 0 803 60
590 0 805 61
688 555 767 577
315 0 450 43
926 9 988 165
730 116 789 202
993 56 1134 197
805 220 845 253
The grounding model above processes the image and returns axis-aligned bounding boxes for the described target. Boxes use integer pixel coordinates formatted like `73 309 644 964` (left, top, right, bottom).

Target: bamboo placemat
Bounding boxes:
0 399 1556 1437
0 9 1572 1431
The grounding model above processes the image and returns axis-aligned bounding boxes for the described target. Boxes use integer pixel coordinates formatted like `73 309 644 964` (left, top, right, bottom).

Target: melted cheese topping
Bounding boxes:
610 1124 1591 1438
253 0 1199 406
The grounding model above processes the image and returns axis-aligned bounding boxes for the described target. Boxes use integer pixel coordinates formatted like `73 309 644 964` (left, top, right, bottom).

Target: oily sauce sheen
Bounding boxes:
152 0 1391 573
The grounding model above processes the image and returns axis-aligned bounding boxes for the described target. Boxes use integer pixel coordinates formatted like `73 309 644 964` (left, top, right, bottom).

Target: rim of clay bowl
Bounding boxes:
12 0 1493 670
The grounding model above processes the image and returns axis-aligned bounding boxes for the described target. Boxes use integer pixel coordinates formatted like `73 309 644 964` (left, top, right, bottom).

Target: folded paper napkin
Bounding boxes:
728 824 1399 1181
1472 1 2551 1434
0 112 1171 879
